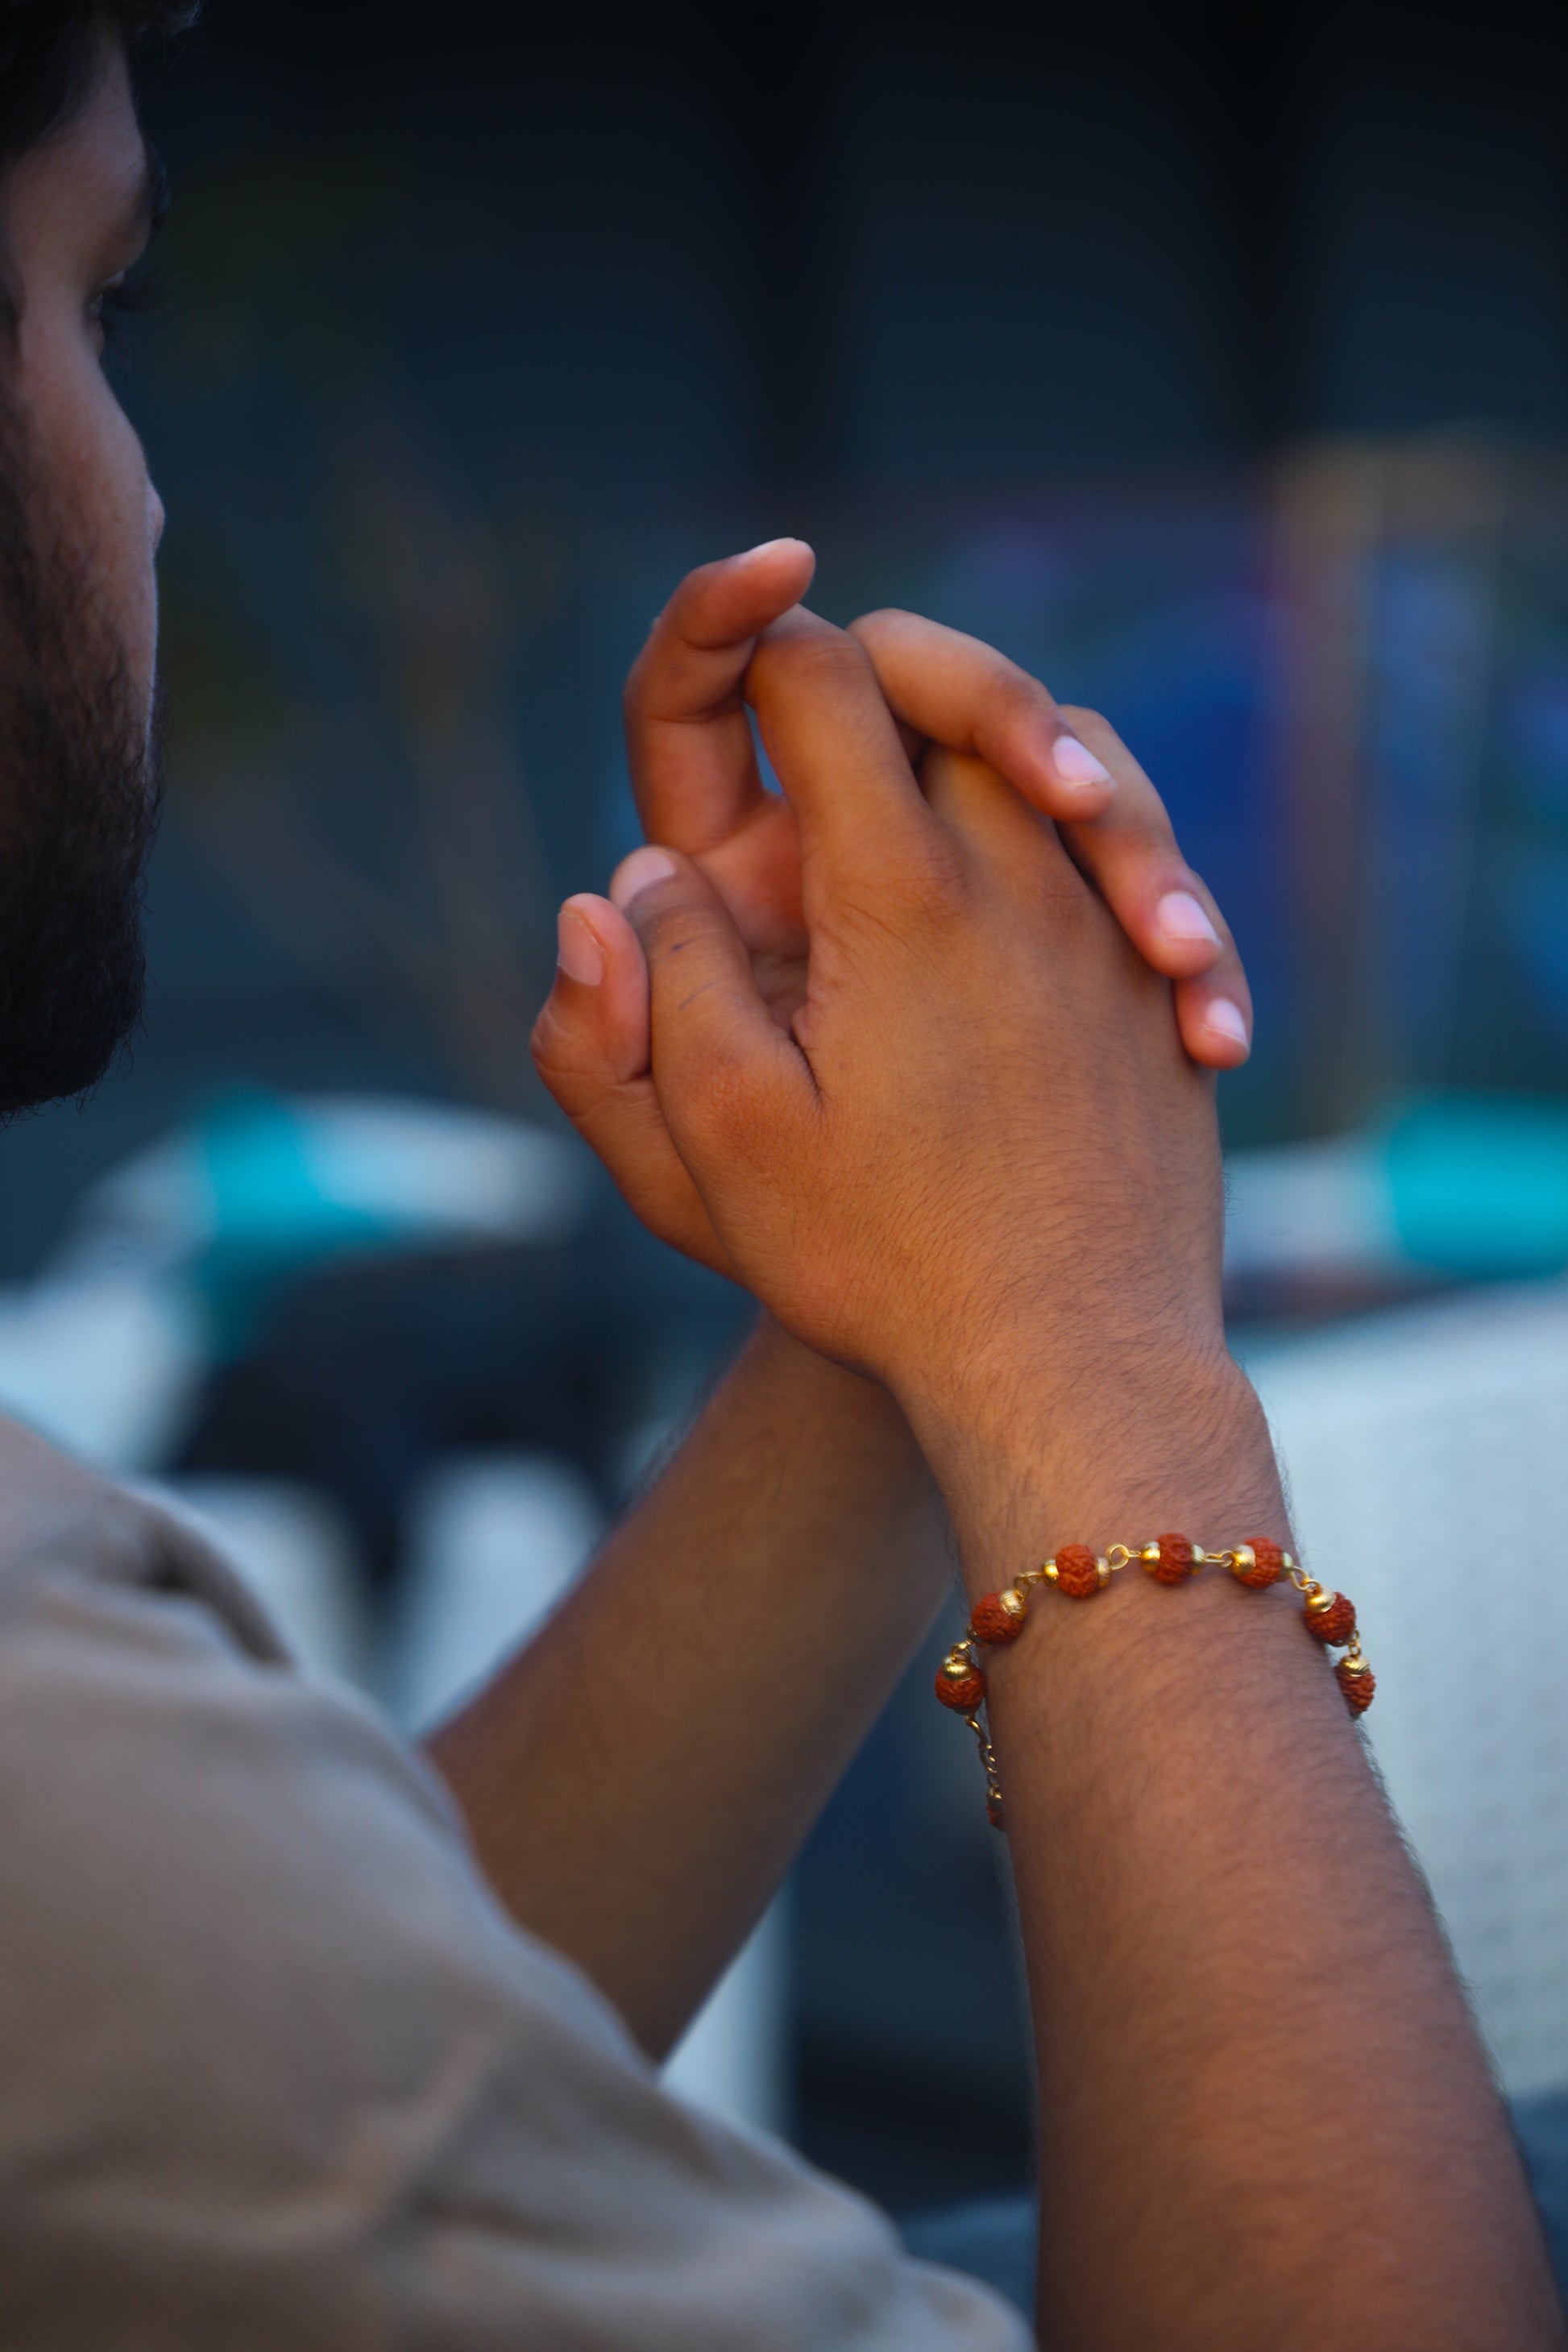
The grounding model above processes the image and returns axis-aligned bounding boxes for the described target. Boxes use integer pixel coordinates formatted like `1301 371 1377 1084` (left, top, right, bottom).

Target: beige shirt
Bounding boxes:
0 1412 1028 2351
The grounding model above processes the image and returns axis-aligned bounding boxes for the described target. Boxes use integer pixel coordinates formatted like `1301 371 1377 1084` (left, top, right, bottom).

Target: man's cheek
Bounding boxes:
82 396 160 702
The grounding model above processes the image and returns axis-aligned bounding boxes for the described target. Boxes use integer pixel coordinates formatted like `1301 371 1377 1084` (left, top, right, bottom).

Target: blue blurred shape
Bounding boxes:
58 1090 592 1363
1506 849 1568 1042
196 1090 389 1353
1387 1095 1568 1276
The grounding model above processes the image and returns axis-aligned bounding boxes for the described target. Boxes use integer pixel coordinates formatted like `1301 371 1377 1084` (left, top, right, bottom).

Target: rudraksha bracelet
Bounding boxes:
935 1537 1374 1832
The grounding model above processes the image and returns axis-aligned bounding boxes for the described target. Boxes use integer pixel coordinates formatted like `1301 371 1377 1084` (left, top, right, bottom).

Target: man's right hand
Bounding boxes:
579 606 1233 1462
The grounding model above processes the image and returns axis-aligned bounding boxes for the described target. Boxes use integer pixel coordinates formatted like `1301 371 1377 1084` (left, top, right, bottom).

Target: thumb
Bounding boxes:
608 846 812 1178
529 893 737 1277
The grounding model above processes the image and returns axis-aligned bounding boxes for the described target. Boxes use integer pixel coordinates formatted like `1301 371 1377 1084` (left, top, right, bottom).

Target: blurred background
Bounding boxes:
6 0 1568 2215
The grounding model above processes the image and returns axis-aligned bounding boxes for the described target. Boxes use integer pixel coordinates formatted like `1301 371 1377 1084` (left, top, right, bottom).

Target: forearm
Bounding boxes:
911 1349 1563 2352
426 1314 947 2057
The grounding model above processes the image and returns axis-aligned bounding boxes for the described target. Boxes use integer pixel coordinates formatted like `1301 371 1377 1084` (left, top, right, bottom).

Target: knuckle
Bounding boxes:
676 1044 766 1168
910 831 967 898
689 1050 754 1140
754 620 870 700
875 830 968 920
621 652 653 724
662 558 722 641
1093 785 1180 865
847 605 914 645
1119 810 1180 861
796 630 872 691
529 995 569 1068
529 1003 591 1101
999 664 1055 722
637 898 716 967
1217 946 1251 999
624 636 706 726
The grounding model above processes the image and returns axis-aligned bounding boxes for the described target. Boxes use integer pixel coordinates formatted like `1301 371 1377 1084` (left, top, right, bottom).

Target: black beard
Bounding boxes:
0 400 160 1119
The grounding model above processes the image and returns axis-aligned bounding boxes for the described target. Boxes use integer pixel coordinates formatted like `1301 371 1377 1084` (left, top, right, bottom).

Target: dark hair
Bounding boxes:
0 2 200 183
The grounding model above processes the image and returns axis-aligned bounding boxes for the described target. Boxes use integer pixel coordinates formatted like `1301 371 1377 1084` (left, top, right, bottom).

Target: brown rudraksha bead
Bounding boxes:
935 1660 987 1712
1234 1537 1285 1589
1054 1544 1101 1599
1149 1532 1197 1586
972 1590 1028 1645
1337 1657 1375 1715
1305 1590 1357 1646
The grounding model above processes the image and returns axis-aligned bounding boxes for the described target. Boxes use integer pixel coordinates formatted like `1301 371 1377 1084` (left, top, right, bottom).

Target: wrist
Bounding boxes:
712 1311 945 1607
896 1312 1240 1473
744 1308 898 1409
736 1309 931 1477
898 1334 1282 1595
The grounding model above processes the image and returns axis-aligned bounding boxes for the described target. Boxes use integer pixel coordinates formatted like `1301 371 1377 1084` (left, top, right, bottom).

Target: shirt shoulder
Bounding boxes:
0 1420 1028 2352
0 1404 288 1662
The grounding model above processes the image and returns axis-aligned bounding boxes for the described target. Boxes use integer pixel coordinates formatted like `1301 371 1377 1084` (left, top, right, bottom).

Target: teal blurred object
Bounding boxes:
54 1089 592 1365
1387 1096 1568 1277
196 1092 391 1355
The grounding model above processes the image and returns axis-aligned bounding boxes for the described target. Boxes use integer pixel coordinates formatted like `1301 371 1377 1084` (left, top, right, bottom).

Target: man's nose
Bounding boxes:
148 482 166 554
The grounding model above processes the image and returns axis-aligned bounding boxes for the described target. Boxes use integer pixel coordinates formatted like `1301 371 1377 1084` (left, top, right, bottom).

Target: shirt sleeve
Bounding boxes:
0 1548 1031 2352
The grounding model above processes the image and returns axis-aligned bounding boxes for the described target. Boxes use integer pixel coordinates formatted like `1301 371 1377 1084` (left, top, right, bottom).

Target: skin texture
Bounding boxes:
556 611 1562 2349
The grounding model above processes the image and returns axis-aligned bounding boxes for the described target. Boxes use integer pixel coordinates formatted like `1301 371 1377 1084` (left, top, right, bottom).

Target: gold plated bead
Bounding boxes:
1043 1559 1060 1583
1191 1545 1207 1566
1096 1555 1112 1587
1231 1544 1255 1576
999 1587 1027 1622
1139 1541 1162 1567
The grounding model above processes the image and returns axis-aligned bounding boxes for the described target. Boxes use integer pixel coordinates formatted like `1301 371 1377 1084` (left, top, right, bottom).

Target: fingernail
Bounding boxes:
610 845 679 912
556 906 605 986
739 536 810 563
1206 998 1251 1050
1052 734 1113 790
1157 890 1222 950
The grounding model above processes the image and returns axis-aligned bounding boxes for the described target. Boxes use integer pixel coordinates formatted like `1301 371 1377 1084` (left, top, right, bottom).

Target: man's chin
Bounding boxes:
0 695 161 1119
0 924 149 1120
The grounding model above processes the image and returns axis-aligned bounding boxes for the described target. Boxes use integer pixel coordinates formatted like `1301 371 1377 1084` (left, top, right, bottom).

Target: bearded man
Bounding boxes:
0 8 1561 2349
